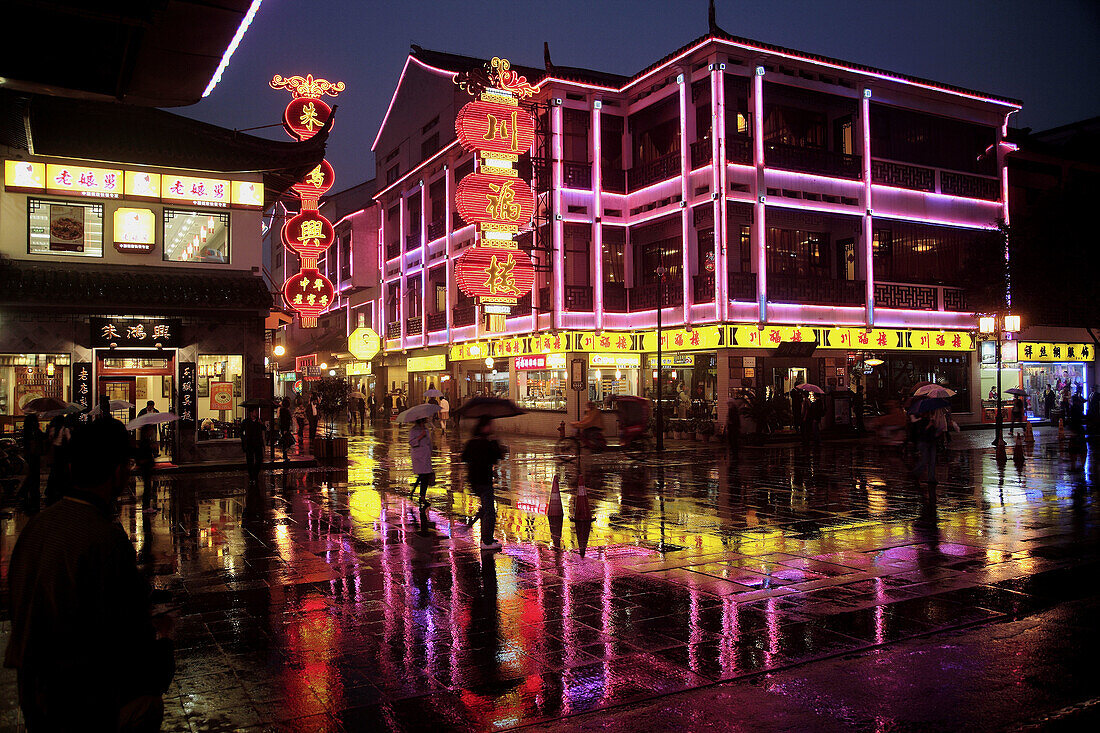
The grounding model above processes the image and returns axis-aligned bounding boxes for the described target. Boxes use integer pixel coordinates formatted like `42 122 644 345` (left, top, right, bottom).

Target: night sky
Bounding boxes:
180 0 1100 188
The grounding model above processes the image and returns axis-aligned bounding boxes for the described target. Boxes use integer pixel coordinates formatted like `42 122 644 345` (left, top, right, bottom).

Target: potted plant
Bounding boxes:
686 419 698 441
671 419 682 440
740 390 791 443
699 419 715 442
313 376 349 460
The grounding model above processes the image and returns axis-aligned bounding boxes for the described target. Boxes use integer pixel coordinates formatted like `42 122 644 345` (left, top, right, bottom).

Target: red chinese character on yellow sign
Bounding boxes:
486 179 522 221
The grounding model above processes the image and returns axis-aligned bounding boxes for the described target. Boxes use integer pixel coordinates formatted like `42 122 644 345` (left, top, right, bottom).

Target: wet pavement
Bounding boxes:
1 423 1097 731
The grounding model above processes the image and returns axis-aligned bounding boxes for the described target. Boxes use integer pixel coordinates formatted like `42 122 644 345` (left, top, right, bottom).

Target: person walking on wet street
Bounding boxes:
44 415 72 506
15 413 45 514
357 395 367 430
278 398 294 461
439 395 450 436
910 405 946 493
462 417 506 552
408 417 435 506
1010 393 1025 435
853 383 866 434
135 425 156 514
137 400 160 457
306 393 320 450
5 417 175 732
726 399 741 456
241 407 266 483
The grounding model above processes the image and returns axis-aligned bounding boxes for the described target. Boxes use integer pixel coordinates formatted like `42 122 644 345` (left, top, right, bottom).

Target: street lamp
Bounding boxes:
978 312 1021 449
273 344 286 357
654 266 666 453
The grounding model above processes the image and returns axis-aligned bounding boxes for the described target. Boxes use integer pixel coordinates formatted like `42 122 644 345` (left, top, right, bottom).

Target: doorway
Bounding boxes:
100 378 136 421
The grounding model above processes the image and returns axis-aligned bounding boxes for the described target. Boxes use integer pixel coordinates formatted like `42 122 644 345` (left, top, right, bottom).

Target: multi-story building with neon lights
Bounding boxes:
368 25 1033 434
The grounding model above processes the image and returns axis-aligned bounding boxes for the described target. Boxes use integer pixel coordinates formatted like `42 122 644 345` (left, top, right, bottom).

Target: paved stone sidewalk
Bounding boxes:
0 426 1095 731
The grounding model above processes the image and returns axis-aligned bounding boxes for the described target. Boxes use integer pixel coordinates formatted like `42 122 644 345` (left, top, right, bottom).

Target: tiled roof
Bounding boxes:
0 259 273 312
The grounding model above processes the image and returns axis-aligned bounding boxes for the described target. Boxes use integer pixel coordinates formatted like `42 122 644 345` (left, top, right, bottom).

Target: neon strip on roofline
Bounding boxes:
202 0 264 98
372 55 458 151
373 139 461 200
535 37 1020 108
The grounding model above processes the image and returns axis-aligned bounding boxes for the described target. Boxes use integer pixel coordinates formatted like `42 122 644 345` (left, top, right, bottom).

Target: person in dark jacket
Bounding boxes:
16 413 45 514
44 415 72 506
461 417 506 552
277 398 293 461
240 408 267 483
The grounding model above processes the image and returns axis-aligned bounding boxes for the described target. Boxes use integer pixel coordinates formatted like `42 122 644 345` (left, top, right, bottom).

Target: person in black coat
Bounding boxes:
240 408 267 482
277 398 293 461
461 418 506 552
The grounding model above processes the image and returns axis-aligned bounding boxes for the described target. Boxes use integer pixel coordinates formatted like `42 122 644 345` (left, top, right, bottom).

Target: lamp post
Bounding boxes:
979 313 1021 450
654 266 666 453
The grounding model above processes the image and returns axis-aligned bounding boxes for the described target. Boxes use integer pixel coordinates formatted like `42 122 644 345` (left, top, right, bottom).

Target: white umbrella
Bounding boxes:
39 402 87 419
792 384 825 394
397 403 441 423
914 385 956 398
424 388 444 398
90 399 134 415
126 412 178 431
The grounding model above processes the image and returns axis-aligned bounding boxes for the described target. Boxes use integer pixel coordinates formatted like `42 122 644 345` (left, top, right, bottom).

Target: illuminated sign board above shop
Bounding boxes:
1017 341 1093 362
4 160 263 209
589 353 641 368
407 354 447 372
90 317 182 348
112 208 157 252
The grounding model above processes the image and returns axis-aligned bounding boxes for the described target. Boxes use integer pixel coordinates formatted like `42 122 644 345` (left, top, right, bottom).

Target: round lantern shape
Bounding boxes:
283 268 335 328
283 97 332 141
454 246 535 302
455 172 535 230
290 159 335 203
455 100 536 157
281 211 335 265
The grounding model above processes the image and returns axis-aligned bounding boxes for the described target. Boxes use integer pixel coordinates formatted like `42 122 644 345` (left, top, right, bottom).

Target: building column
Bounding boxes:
420 183 428 345
592 100 604 331
711 62 727 321
860 89 874 327
751 66 767 324
399 192 407 348
551 101 565 330
678 70 692 325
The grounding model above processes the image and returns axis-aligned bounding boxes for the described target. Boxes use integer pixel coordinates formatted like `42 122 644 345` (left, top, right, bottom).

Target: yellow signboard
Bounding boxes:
230 180 265 209
347 327 381 360
449 341 492 361
1017 342 1093 362
407 354 447 372
589 353 641 368
161 175 231 207
731 325 817 348
819 328 974 352
112 208 156 252
46 164 124 198
124 170 162 201
4 160 45 192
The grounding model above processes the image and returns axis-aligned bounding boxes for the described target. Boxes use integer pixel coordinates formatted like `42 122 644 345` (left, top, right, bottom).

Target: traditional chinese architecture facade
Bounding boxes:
368 23 1027 433
0 90 325 461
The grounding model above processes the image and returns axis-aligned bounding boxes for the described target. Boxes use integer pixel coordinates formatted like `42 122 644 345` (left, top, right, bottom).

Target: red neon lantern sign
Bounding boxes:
281 211 335 265
290 159 335 202
283 268 335 328
455 172 534 230
454 246 535 302
283 97 332 141
455 100 536 157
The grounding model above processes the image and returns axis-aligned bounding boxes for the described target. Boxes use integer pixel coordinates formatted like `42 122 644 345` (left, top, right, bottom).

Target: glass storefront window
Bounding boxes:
28 199 104 257
0 354 71 422
517 369 567 411
865 354 970 414
196 354 243 425
164 210 230 263
647 352 717 419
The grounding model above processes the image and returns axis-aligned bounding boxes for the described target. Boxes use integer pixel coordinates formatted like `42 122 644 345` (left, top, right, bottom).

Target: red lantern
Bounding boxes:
455 100 536 157
283 268 335 328
290 159 335 204
455 172 534 230
284 97 332 141
454 246 535 302
281 211 334 265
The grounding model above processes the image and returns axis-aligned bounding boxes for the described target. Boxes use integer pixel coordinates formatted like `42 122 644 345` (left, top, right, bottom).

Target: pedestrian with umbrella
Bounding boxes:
1006 388 1026 435
16 413 45 513
794 384 825 446
44 415 72 506
909 396 949 493
126 411 177 512
398 403 441 505
454 397 523 552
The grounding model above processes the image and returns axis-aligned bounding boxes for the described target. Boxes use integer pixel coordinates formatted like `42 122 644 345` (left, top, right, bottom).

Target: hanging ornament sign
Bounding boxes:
270 73 345 328
452 57 537 325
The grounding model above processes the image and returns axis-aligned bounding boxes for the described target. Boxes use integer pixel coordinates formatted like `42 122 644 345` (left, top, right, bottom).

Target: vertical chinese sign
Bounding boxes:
452 57 537 332
73 362 92 410
270 74 344 327
178 362 197 425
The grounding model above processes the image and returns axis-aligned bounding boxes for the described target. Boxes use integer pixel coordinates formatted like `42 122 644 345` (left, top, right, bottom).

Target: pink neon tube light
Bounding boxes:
678 76 692 323
861 94 874 326
592 102 604 330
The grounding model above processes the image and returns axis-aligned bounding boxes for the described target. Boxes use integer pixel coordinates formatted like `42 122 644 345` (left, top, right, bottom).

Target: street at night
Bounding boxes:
3 426 1096 731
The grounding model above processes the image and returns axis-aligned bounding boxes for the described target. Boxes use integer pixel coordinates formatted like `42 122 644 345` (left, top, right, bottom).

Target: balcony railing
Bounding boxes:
565 285 593 311
509 295 532 318
426 311 446 332
728 271 757 301
942 287 967 312
452 212 467 231
871 159 935 192
764 142 861 180
452 305 476 327
874 281 937 310
385 322 401 340
939 171 999 201
385 242 400 260
563 161 592 189
629 285 683 311
426 218 445 242
602 168 626 193
628 151 681 191
406 316 422 335
767 276 865 306
726 135 752 165
692 274 714 303
690 140 712 170
603 283 627 312
405 232 421 250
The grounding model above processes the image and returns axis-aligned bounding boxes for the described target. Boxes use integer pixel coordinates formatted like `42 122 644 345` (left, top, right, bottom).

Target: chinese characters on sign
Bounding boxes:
210 381 234 411
112 208 156 253
90 318 181 348
1017 341 1093 363
178 362 197 424
73 362 92 409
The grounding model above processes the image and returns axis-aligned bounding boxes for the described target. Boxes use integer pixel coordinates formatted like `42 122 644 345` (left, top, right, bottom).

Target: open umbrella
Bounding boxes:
792 384 825 394
39 402 87 419
347 391 367 401
240 397 278 409
23 396 68 413
126 412 178 431
1004 388 1027 396
907 396 951 415
911 381 934 393
397 403 441 423
914 385 956 398
424 388 444 399
89 400 134 415
453 396 526 419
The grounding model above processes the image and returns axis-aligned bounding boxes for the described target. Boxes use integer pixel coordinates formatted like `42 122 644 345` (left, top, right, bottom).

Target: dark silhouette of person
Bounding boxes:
16 413 44 514
240 407 266 483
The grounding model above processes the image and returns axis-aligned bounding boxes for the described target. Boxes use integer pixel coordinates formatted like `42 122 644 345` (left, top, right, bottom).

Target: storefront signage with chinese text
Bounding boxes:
112 208 156 252
589 353 642 368
407 354 447 372
178 362 197 424
46 164 123 198
1017 341 1093 362
90 318 181 348
73 362 92 409
514 355 546 370
210 381 234 411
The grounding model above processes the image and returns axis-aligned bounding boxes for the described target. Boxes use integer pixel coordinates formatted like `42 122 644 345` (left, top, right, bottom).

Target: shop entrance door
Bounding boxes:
774 367 808 394
100 378 136 421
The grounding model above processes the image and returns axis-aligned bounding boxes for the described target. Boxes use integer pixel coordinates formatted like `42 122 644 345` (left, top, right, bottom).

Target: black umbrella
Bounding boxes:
907 396 951 415
453 396 526 419
240 397 278 409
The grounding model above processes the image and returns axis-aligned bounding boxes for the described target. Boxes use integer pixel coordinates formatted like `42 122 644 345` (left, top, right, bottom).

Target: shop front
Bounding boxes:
979 337 1094 422
407 352 450 405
